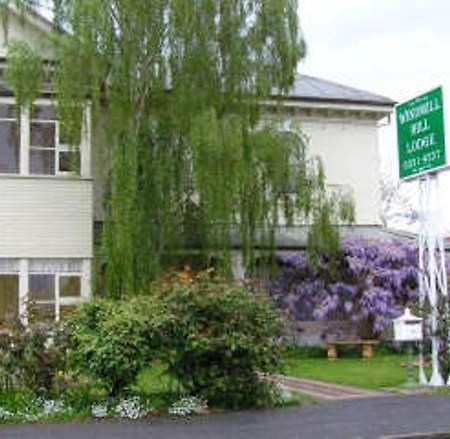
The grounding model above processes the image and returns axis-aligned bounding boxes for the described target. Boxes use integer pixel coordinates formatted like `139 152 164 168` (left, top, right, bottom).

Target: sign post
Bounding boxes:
396 86 449 387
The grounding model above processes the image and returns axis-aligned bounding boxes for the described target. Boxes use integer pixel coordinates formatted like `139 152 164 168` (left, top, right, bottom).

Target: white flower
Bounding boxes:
0 407 14 420
114 396 152 420
168 396 207 417
41 399 65 416
91 402 108 418
0 397 70 423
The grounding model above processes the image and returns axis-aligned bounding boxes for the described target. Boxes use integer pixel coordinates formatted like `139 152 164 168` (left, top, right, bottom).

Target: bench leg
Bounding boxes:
327 344 338 360
362 344 373 359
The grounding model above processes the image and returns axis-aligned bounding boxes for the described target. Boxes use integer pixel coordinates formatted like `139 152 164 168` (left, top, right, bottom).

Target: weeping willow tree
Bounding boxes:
10 0 353 297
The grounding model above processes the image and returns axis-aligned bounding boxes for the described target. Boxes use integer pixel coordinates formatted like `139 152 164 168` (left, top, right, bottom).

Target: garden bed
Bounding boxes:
0 362 313 424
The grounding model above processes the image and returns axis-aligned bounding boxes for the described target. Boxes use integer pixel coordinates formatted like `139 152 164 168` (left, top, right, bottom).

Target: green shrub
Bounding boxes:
66 298 171 396
66 274 286 409
152 273 286 409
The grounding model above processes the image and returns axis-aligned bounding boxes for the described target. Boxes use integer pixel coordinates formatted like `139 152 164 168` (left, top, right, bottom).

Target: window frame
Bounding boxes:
0 102 20 174
0 272 20 326
28 270 83 322
57 145 80 175
29 115 57 176
30 104 80 177
0 97 85 178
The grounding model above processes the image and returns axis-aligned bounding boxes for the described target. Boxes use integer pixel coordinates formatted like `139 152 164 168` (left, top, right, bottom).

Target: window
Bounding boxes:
29 273 82 321
58 150 79 173
0 259 85 325
0 259 20 327
29 274 56 320
0 274 19 327
29 259 83 322
0 104 20 174
30 105 80 176
57 120 81 174
30 105 56 175
60 276 81 298
0 101 85 176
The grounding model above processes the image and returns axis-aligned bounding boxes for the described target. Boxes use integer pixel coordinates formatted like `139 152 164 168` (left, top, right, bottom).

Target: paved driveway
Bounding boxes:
1 395 450 439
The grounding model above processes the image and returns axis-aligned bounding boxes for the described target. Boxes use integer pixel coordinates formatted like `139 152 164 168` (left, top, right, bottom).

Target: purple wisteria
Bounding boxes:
266 239 419 339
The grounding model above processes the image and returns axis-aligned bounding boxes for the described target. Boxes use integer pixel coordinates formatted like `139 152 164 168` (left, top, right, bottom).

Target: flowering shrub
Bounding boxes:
114 396 153 419
0 392 70 424
0 390 156 423
91 402 108 419
90 396 153 419
267 239 419 339
168 396 207 416
38 398 67 417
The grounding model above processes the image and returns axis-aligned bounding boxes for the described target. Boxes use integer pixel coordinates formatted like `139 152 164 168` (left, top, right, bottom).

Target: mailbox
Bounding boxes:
393 308 423 342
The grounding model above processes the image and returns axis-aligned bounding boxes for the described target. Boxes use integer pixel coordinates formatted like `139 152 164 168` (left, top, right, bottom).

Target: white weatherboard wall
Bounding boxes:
300 115 382 225
0 177 93 258
0 8 55 59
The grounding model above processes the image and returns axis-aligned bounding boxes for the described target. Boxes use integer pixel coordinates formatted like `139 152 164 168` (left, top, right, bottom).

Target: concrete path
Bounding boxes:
273 374 388 400
2 395 450 439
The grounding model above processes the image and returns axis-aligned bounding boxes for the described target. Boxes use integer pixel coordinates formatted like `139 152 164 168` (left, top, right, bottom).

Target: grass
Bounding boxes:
283 346 411 390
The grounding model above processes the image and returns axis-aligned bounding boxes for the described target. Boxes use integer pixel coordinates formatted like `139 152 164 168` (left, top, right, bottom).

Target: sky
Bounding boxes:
297 0 450 232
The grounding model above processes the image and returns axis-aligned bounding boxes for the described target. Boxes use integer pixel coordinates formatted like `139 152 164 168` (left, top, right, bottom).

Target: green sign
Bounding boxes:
396 86 447 180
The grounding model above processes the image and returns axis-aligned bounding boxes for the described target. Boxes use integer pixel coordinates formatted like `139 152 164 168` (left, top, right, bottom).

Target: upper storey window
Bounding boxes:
30 105 56 175
0 104 19 174
30 105 80 176
0 100 87 177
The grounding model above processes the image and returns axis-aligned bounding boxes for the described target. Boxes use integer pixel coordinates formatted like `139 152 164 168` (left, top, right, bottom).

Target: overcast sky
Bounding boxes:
298 0 450 102
297 0 450 231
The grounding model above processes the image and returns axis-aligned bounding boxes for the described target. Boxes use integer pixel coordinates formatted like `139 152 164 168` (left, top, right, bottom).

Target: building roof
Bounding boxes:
277 74 396 107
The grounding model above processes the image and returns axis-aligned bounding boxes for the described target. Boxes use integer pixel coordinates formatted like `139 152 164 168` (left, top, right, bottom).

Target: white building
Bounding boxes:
0 9 92 325
280 75 394 227
0 8 395 324
231 76 395 276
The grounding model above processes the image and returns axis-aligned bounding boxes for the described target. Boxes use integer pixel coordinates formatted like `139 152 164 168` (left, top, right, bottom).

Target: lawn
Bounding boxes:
283 347 411 390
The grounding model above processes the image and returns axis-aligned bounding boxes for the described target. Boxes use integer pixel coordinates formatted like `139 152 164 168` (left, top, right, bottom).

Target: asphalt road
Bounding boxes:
1 395 450 439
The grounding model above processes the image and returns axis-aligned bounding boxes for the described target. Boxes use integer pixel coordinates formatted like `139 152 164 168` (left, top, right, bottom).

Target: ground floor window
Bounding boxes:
0 258 89 325
29 259 83 322
29 273 82 321
0 258 19 327
0 274 19 328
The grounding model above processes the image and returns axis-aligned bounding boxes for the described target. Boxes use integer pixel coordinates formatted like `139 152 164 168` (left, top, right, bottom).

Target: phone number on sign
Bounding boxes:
402 150 441 171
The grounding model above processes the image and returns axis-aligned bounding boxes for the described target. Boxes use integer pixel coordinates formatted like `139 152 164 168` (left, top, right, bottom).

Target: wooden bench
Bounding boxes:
326 340 379 360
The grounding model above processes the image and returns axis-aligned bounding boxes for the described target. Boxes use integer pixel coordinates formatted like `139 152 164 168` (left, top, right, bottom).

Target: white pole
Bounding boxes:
422 174 446 386
418 177 428 385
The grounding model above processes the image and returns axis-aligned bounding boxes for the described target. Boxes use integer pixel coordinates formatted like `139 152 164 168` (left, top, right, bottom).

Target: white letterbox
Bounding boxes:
393 308 423 342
